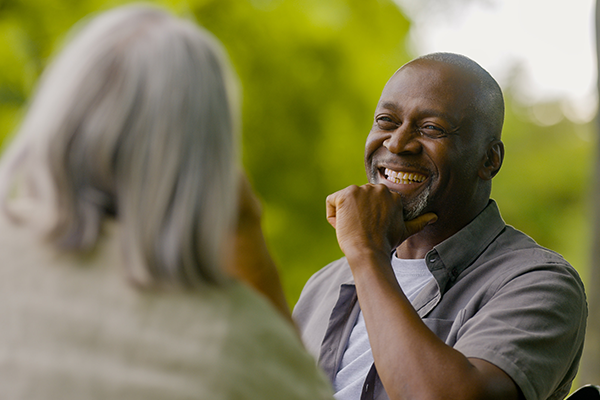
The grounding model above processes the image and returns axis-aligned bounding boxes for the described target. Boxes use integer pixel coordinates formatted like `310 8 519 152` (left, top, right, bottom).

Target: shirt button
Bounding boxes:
364 383 369 393
428 255 437 263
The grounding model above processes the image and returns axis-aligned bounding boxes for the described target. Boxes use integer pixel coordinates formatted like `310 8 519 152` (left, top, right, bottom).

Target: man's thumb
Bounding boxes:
405 213 438 236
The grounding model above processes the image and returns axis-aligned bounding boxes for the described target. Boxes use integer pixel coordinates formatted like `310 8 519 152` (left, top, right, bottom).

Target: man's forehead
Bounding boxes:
375 62 482 129
391 60 475 89
380 61 479 107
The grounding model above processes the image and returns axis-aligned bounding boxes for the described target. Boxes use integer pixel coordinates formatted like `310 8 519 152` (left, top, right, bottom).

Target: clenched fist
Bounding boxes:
326 184 437 261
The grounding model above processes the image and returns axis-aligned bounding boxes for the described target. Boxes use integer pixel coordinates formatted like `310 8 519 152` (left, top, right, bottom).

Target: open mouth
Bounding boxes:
382 168 427 185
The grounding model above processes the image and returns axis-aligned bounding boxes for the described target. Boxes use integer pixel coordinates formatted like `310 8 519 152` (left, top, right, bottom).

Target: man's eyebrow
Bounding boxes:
420 109 455 121
377 101 399 112
376 102 460 126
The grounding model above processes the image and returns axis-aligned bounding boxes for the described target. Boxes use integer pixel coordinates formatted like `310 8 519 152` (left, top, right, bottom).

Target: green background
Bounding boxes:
0 0 595 306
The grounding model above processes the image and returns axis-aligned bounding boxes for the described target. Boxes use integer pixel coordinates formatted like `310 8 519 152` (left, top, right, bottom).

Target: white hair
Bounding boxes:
0 4 239 288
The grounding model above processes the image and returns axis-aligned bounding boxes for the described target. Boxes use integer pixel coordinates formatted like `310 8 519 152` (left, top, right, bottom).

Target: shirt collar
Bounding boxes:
338 200 506 291
426 199 506 292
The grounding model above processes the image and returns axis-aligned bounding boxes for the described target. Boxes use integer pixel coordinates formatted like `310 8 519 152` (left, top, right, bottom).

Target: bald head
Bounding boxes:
403 53 505 142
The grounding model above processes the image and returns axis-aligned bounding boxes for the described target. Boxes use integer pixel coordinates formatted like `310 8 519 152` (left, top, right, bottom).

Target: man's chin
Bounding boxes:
367 167 431 220
401 190 430 221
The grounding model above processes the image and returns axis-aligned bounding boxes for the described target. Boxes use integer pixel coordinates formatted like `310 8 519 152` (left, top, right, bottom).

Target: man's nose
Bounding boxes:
383 126 422 154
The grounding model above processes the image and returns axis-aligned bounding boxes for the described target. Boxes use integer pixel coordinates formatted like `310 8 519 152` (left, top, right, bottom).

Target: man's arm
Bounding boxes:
326 183 523 400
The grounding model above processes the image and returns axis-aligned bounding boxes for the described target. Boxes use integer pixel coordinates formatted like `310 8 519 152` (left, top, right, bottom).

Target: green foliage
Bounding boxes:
492 96 595 282
190 0 412 304
0 0 593 306
0 0 412 304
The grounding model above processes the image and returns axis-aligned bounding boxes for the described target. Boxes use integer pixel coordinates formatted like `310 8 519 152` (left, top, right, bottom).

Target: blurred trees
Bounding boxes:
494 94 595 281
0 0 595 315
0 0 413 303
192 0 413 303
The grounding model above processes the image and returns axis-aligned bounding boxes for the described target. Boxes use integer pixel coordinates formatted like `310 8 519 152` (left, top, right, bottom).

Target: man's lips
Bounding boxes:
381 167 427 185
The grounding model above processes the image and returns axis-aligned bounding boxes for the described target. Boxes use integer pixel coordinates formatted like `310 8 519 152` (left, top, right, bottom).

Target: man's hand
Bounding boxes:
325 184 436 260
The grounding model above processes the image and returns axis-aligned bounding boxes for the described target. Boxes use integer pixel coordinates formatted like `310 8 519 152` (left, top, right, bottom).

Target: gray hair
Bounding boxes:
0 5 239 288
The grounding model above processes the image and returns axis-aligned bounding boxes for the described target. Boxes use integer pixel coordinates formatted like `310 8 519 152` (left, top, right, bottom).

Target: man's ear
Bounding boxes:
479 140 504 180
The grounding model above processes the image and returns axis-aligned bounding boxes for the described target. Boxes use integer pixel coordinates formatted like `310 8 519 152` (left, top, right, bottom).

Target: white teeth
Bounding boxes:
384 168 426 184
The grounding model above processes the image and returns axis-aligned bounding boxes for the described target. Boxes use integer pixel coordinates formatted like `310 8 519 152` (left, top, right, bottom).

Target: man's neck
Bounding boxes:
396 200 490 259
396 226 449 259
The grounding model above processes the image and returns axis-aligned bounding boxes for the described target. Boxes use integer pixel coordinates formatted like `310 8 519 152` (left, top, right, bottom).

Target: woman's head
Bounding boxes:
0 5 239 287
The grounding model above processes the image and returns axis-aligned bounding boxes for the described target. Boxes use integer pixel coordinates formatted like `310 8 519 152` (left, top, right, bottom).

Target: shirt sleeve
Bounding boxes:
453 263 587 400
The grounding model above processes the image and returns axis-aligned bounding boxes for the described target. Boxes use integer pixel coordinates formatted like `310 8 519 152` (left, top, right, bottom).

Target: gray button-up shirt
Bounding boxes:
293 200 587 400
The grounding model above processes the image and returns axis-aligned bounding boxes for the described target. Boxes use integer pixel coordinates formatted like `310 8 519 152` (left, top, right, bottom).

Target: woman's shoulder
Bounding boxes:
211 281 335 400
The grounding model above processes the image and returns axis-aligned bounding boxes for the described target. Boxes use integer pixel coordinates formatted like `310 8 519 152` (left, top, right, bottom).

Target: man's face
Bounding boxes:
365 60 486 222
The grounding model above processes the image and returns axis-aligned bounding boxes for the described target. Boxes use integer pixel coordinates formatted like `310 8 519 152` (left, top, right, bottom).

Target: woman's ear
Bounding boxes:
479 140 504 180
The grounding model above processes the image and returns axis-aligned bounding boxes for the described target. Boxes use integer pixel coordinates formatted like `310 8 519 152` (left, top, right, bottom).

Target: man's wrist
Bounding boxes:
345 247 392 272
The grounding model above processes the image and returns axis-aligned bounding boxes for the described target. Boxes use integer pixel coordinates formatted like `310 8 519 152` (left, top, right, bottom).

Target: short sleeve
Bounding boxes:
453 264 587 400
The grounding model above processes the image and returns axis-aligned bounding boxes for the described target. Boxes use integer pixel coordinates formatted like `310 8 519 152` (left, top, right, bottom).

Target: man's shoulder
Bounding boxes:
470 223 585 304
294 256 352 312
305 256 352 286
292 257 354 358
491 224 573 268
484 202 570 267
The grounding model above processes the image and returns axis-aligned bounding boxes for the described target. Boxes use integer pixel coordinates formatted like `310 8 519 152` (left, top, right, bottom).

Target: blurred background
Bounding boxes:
0 0 597 382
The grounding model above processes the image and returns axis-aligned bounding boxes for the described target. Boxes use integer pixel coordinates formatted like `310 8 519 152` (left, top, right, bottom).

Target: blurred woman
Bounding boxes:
0 5 332 399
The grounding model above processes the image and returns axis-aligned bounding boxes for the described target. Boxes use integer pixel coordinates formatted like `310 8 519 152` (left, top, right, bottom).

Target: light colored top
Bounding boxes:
333 257 433 399
0 216 334 400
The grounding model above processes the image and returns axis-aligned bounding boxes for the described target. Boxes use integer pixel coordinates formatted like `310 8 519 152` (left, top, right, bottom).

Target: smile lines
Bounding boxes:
384 168 426 184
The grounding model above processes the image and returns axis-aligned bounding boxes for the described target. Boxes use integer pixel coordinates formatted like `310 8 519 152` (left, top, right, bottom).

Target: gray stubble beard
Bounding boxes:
400 186 431 221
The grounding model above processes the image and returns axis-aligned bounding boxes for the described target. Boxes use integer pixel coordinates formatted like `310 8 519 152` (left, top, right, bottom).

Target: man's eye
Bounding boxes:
376 117 397 130
419 124 446 138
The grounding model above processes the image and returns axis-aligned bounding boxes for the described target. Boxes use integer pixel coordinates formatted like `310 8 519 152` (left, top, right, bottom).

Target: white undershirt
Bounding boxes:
333 254 434 400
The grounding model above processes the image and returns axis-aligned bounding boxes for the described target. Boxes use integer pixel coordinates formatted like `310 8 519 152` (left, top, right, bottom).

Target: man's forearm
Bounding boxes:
348 250 522 400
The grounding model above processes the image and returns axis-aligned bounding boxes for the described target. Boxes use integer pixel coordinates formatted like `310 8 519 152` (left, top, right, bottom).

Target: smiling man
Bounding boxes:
293 53 587 400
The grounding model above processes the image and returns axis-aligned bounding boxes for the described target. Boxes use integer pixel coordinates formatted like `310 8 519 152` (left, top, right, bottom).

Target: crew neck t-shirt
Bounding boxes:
333 254 434 399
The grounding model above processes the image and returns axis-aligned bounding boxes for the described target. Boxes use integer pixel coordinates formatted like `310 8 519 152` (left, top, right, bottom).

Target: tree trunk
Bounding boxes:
578 0 600 386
